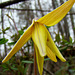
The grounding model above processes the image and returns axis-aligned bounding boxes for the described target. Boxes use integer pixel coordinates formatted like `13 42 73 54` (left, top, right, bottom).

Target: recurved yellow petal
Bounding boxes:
2 22 34 63
37 0 75 26
44 26 66 62
34 44 44 75
46 46 57 62
47 37 66 62
32 22 47 57
47 41 66 62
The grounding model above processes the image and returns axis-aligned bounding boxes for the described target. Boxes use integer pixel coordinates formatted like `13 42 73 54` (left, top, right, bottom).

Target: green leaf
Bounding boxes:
61 39 69 44
3 68 9 72
0 38 8 45
44 58 50 61
18 30 24 35
11 67 18 71
1 64 7 68
24 65 29 74
32 58 50 61
2 27 10 32
69 37 72 43
22 60 33 63
59 46 67 52
5 27 10 31
55 34 61 43
69 69 75 73
8 42 16 45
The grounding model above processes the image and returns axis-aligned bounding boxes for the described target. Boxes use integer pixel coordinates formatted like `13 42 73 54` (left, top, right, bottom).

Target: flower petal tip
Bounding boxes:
2 60 5 63
62 59 66 62
54 60 57 62
2 57 7 63
51 57 57 62
60 58 66 62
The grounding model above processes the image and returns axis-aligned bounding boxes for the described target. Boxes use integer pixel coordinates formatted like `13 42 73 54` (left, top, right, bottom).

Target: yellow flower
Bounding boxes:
2 0 75 75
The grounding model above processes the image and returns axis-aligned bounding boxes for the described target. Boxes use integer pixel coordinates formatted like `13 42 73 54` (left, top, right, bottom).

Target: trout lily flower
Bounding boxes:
2 0 75 75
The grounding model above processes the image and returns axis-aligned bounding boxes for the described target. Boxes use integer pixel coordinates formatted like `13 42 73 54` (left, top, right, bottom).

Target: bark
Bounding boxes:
0 0 28 8
70 9 75 40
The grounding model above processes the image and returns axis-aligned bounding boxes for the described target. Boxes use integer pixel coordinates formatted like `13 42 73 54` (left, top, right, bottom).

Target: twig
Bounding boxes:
6 14 19 34
2 8 75 15
0 0 28 8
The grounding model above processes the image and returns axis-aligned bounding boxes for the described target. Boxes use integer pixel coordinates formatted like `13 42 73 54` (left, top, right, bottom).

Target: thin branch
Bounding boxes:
2 8 75 15
2 7 51 12
0 0 28 8
6 14 19 34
